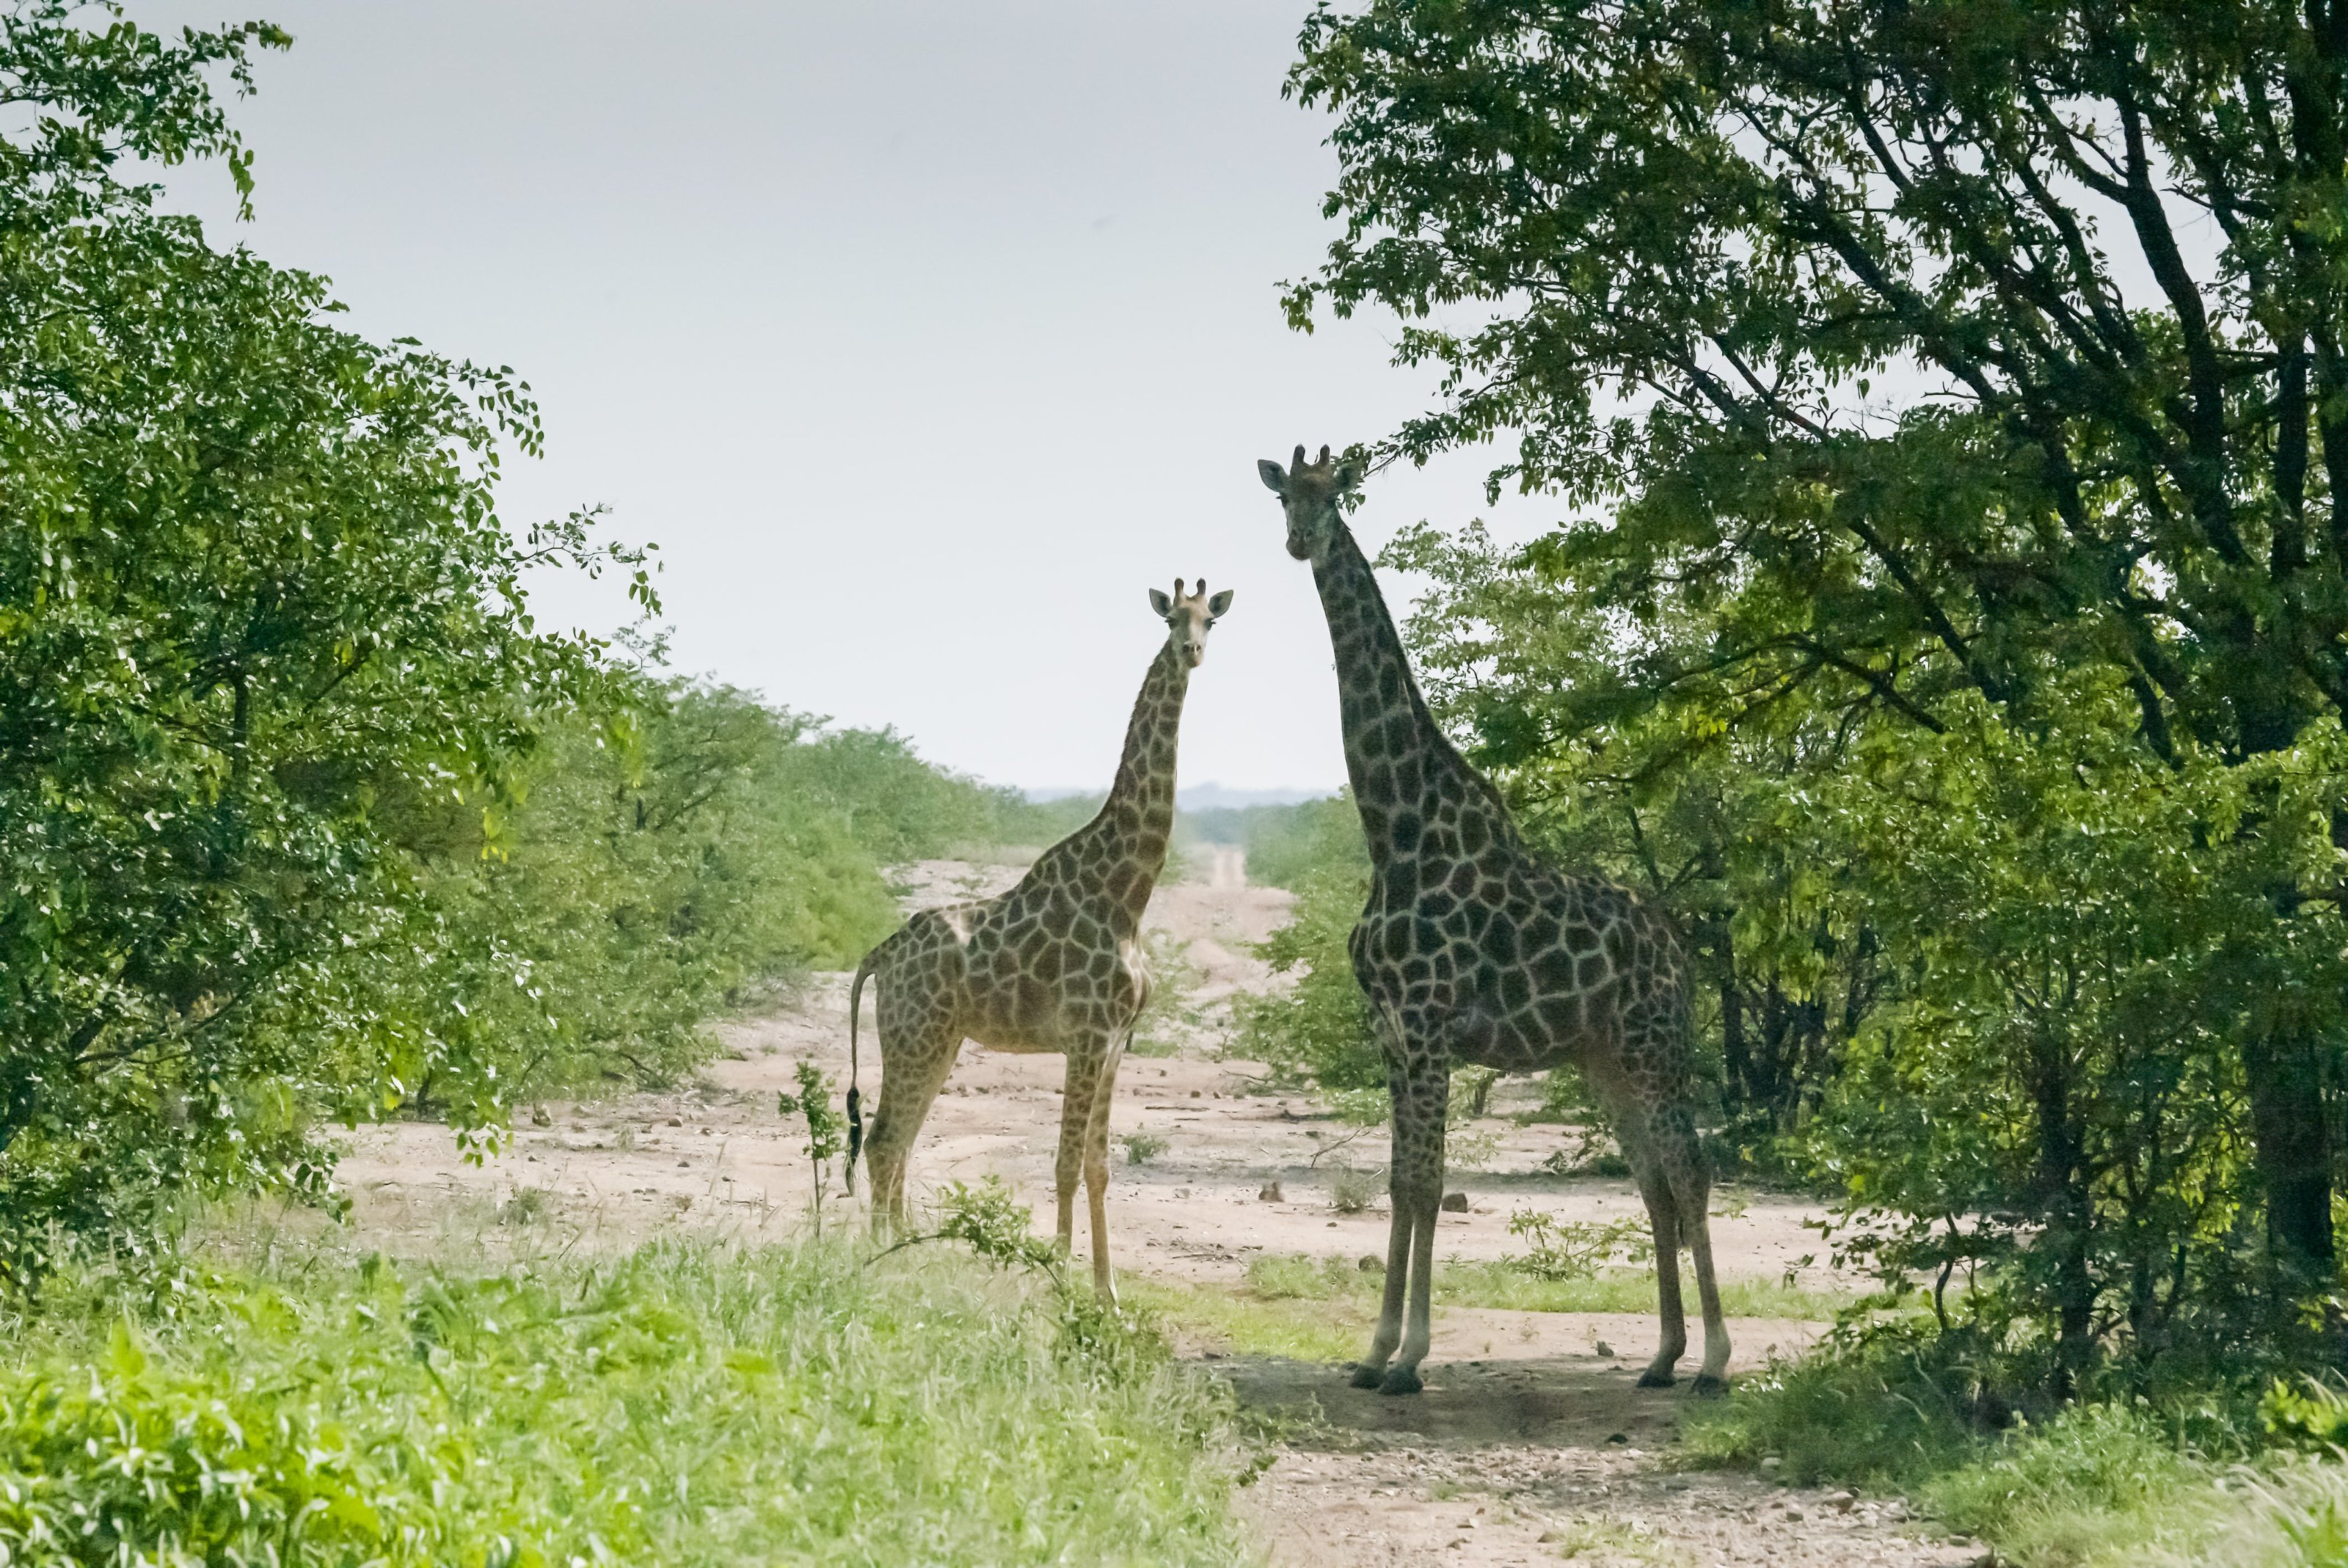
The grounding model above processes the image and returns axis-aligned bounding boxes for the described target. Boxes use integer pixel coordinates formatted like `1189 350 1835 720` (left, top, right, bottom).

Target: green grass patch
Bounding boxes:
1674 1323 2319 1567
0 1239 1253 1567
1242 1252 1858 1321
1124 1277 1369 1364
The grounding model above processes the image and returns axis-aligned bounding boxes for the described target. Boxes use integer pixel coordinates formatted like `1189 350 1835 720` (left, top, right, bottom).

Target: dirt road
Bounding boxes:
335 855 1989 1568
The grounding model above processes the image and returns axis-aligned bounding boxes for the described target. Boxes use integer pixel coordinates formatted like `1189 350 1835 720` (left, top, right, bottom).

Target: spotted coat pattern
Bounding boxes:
1258 446 1730 1396
847 581 1231 1299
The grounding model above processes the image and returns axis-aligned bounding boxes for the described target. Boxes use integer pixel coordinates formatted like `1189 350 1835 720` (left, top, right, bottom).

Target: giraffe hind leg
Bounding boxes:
861 1010 963 1237
1658 1112 1732 1393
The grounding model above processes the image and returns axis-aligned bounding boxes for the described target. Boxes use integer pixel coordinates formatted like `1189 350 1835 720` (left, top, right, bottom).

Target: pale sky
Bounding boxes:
152 1 1552 792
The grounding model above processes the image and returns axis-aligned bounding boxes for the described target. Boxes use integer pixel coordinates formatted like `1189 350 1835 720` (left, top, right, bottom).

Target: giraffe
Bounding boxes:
1256 445 1730 1396
845 578 1234 1301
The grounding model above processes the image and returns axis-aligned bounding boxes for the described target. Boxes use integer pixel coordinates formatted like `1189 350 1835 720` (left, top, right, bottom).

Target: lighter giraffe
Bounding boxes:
846 579 1234 1300
1258 445 1729 1396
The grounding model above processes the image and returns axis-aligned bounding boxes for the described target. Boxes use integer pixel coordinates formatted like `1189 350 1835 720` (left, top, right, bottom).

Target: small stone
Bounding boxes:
1327 1220 1338 1228
1759 1456 1783 1473
1594 1341 1615 1357
1359 1254 1384 1272
1259 1180 1284 1202
1825 1489 1856 1512
666 1116 682 1126
1440 1190 1470 1211
1190 1090 1202 1098
1605 1432 1629 1445
1782 1507 1804 1522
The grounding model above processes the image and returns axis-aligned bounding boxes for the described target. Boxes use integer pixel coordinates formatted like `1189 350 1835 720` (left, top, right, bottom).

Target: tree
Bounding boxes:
0 2 648 1277
1288 0 2348 1291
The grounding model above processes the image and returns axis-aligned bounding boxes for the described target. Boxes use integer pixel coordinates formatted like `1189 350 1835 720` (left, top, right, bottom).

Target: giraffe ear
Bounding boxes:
1256 459 1288 496
1332 459 1364 492
1206 588 1234 618
1148 588 1174 616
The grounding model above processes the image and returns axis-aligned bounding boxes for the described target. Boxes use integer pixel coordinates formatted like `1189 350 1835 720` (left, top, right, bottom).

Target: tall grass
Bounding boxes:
0 1239 1252 1567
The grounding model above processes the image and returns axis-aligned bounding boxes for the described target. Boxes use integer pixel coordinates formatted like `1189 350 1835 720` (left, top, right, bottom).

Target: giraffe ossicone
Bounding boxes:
845 577 1233 1302
1258 442 1731 1396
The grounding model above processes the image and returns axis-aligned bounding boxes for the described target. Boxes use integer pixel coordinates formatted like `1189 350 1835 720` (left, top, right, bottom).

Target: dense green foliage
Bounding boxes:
417 685 1003 1104
1681 1324 2348 1567
1233 860 1379 1098
0 6 1016 1281
0 1238 1250 1567
0 5 634 1277
1287 0 2348 1379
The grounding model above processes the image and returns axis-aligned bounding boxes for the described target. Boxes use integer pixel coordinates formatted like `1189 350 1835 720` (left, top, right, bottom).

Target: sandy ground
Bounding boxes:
334 852 1993 1568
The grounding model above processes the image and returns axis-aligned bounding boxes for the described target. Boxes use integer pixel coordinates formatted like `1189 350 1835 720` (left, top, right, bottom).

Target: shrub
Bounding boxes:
1326 1162 1385 1214
0 1239 1251 1567
1504 1208 1653 1280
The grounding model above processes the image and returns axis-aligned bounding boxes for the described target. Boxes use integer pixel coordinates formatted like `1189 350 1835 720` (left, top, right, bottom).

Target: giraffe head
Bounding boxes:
1256 443 1364 563
1148 577 1234 668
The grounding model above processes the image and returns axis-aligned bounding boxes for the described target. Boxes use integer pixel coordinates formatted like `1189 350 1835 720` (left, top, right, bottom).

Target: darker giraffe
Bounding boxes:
847 579 1233 1300
1258 445 1729 1396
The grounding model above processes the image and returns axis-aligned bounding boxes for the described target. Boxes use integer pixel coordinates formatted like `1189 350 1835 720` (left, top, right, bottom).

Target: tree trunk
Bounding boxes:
2028 1018 2094 1397
2247 1022 2335 1284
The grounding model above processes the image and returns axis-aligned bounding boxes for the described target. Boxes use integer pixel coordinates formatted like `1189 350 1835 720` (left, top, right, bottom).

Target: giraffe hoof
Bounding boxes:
1636 1369 1677 1389
1377 1366 1423 1396
1691 1374 1729 1398
1348 1363 1385 1390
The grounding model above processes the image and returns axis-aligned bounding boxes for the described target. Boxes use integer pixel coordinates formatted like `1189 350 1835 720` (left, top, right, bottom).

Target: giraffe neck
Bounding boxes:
1311 520 1512 872
1076 638 1189 922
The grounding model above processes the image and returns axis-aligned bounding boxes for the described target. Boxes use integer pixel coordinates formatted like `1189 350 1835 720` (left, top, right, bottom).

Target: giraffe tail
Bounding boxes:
844 947 878 1195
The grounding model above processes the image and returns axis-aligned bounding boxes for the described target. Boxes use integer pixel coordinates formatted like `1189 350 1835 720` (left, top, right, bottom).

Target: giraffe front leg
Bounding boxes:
1379 1054 1448 1396
1351 1201 1412 1389
1053 1052 1095 1258
1081 1029 1127 1304
1350 1007 1414 1389
1657 1109 1731 1393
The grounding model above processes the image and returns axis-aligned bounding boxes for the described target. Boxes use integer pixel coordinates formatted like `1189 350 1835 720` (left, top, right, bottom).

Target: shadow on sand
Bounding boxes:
1219 1353 1692 1454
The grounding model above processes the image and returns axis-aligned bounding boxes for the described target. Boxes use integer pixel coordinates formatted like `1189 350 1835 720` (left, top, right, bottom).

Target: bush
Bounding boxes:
0 8 651 1277
0 1239 1252 1567
402 680 1007 1104
1326 1162 1384 1214
1233 867 1381 1093
0 4 1049 1275
1504 1208 1653 1280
